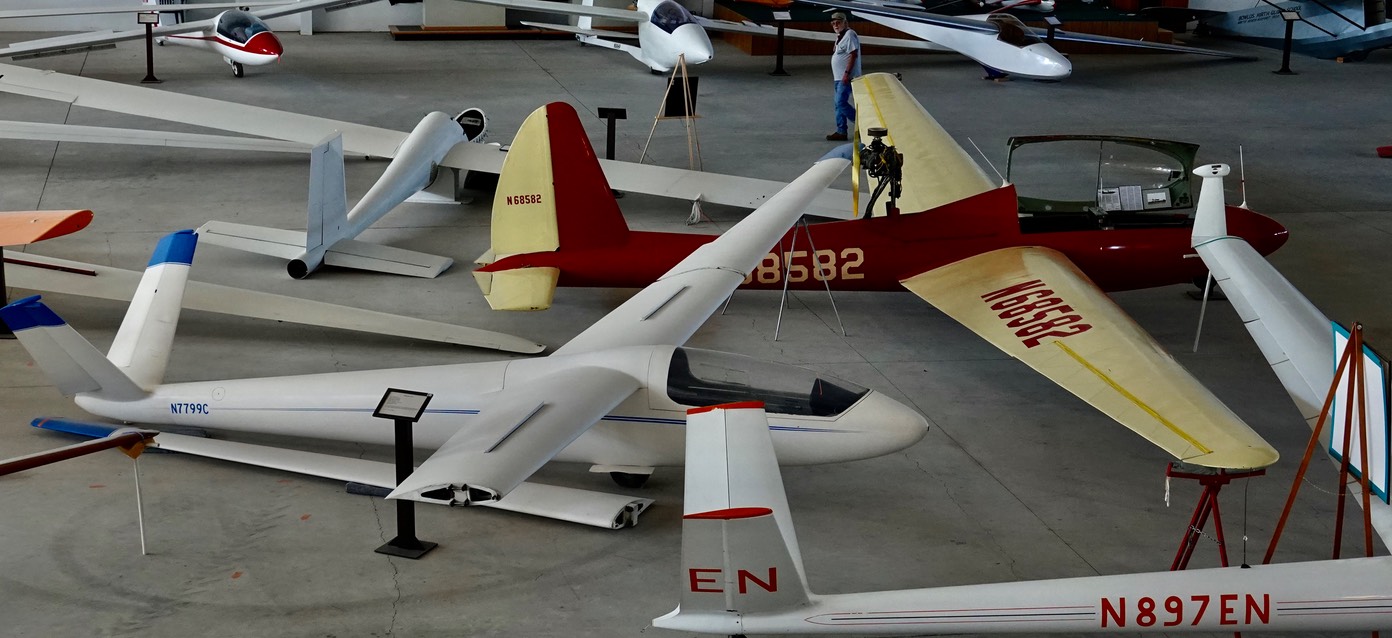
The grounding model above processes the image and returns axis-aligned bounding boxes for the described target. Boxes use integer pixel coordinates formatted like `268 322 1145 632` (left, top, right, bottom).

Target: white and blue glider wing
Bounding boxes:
387 148 850 503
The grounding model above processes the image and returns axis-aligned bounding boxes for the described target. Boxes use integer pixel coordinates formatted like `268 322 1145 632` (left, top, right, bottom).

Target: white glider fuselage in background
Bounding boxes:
0 0 382 77
1180 0 1392 59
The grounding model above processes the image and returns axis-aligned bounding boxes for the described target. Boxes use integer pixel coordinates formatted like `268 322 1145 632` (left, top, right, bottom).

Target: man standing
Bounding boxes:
827 11 861 141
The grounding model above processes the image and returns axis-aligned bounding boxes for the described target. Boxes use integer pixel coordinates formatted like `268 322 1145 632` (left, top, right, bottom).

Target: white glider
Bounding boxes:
800 0 1256 80
0 62 857 278
0 0 385 78
657 401 1392 634
2 133 928 528
1189 163 1392 542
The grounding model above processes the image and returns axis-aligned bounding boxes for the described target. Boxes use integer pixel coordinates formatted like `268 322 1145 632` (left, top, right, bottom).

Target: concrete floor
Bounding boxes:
0 28 1389 638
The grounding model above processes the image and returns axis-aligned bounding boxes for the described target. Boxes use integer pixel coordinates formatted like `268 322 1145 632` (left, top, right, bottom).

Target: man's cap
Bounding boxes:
830 11 848 20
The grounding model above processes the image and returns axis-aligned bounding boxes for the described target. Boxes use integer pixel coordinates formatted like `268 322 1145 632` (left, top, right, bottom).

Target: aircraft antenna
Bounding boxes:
967 137 1006 185
1238 145 1248 209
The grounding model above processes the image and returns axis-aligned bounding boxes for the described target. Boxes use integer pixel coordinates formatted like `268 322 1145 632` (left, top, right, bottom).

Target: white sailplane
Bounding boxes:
1 117 929 529
659 401 1392 634
0 61 854 279
0 0 384 78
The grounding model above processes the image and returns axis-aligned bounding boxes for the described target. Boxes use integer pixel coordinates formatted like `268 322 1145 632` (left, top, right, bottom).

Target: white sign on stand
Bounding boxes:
1330 322 1391 502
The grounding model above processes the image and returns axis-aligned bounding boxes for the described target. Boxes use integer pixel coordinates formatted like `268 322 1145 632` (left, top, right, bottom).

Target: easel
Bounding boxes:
640 54 702 173
1166 464 1265 571
1262 322 1382 638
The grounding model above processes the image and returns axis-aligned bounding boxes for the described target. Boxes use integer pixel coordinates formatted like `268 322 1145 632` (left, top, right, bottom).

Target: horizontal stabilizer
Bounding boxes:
0 427 157 477
5 249 544 353
473 267 560 311
197 222 454 278
0 296 146 400
323 238 454 279
197 221 306 260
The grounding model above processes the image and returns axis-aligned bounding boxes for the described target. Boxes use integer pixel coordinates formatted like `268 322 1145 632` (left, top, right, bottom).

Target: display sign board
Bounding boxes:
373 388 434 422
1330 322 1391 502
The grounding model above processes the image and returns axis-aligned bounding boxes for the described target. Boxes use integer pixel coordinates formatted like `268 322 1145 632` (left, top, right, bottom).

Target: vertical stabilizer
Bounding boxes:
106 229 197 389
654 402 811 631
474 102 628 310
1191 163 1231 241
288 133 349 279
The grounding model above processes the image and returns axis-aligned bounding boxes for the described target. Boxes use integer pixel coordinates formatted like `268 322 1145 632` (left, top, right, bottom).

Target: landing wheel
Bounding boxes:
610 472 650 488
233 62 244 78
1343 50 1370 62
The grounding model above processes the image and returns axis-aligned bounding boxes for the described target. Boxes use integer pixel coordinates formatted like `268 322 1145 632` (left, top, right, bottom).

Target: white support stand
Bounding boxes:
133 458 148 556
773 218 846 341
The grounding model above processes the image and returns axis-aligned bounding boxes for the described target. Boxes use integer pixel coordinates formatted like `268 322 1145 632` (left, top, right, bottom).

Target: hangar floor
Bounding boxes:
0 29 1390 638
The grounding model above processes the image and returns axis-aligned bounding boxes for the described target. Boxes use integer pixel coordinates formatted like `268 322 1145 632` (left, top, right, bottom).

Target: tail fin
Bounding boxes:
106 229 198 388
654 402 811 631
288 133 349 279
1 297 147 401
577 0 593 31
1191 163 1230 242
474 102 629 310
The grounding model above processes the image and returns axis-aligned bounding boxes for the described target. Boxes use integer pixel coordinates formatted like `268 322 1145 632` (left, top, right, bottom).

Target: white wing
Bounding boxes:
0 62 856 217
555 154 851 356
0 3 282 19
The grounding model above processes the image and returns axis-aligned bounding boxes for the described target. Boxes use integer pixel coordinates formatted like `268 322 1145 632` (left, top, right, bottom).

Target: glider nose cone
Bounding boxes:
675 24 714 64
1227 206 1289 256
1026 43 1071 79
248 32 284 60
851 391 930 459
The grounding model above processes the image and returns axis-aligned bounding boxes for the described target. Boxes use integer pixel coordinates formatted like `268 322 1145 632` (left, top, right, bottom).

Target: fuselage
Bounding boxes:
162 10 283 66
859 12 1071 79
483 185 1289 294
75 345 928 468
1191 0 1392 58
635 0 714 71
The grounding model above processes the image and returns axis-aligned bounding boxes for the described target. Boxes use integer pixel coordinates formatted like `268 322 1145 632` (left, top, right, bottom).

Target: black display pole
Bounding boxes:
598 107 628 199
770 11 792 76
139 12 162 84
373 388 437 559
1274 11 1299 75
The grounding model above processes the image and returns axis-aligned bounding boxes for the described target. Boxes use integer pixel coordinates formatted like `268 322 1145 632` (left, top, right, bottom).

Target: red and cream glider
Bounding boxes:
476 74 1288 471
0 0 382 78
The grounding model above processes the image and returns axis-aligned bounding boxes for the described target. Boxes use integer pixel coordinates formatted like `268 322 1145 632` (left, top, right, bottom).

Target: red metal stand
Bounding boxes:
1167 465 1266 571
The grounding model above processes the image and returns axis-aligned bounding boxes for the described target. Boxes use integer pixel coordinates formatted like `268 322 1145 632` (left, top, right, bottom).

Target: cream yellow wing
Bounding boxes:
902 246 1278 469
852 73 998 214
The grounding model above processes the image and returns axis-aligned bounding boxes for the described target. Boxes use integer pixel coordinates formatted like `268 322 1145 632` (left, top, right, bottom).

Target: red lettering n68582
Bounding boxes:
980 279 1092 348
505 193 543 206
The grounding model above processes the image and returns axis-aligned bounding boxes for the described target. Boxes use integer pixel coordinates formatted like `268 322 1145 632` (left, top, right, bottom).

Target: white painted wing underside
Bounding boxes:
554 156 851 356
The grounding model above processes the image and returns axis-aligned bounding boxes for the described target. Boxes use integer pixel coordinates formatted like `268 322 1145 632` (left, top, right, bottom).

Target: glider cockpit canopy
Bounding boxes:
665 348 870 417
649 0 697 33
216 10 271 43
986 13 1044 47
1005 135 1201 232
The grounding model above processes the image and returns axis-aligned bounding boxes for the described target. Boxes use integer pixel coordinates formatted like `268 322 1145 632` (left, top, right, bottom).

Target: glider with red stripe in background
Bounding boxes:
0 0 384 78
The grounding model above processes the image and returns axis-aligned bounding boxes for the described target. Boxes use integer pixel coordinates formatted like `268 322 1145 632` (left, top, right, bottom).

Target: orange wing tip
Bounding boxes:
0 209 94 246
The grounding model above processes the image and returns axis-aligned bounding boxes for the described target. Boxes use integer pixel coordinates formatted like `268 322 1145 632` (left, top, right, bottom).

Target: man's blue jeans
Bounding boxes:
833 80 856 135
